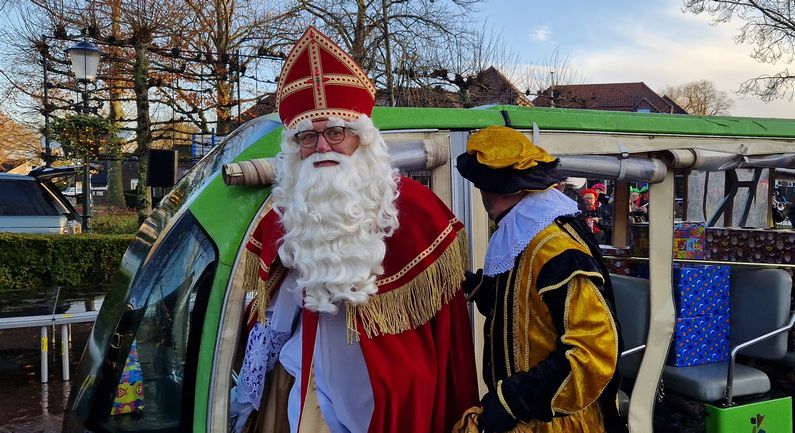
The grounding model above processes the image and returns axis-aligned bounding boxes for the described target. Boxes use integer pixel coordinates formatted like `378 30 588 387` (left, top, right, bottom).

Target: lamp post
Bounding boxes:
66 40 101 231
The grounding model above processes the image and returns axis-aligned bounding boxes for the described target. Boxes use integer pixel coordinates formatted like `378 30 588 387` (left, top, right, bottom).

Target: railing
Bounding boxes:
0 310 98 383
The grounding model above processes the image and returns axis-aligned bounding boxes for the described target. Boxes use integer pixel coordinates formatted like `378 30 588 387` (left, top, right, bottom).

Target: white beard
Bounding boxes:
273 146 399 314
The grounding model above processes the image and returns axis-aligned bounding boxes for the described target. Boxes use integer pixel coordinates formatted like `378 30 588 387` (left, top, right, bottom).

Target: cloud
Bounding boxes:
530 26 552 42
562 3 795 117
494 0 795 117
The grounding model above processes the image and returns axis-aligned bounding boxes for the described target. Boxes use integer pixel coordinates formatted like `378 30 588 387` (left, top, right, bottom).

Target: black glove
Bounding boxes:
478 391 518 433
462 268 484 301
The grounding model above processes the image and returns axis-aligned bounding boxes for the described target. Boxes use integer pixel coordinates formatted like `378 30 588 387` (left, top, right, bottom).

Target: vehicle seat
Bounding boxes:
611 274 650 379
609 274 651 418
662 267 793 403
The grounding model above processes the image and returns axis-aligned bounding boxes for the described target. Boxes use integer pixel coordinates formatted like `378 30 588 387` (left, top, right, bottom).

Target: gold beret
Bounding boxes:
466 126 556 170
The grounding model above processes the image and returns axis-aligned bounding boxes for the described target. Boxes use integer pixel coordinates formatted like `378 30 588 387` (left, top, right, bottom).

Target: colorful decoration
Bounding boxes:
673 222 706 259
111 340 144 415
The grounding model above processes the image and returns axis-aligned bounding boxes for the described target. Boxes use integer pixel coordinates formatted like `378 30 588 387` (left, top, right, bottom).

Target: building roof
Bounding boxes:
532 82 687 114
237 66 532 122
467 66 532 107
238 94 278 123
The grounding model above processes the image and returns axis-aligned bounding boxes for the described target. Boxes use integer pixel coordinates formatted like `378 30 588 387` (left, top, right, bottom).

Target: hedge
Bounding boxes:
91 210 140 235
0 233 134 296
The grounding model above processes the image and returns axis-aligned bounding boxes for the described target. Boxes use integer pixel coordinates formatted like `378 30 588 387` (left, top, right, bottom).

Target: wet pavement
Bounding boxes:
0 324 93 433
0 293 791 433
0 293 101 433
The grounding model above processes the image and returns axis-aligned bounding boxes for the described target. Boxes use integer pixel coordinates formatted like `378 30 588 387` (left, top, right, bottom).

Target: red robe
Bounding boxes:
243 176 479 433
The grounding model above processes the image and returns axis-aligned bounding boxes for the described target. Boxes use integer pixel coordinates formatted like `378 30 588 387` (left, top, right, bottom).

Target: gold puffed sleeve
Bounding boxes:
550 275 619 414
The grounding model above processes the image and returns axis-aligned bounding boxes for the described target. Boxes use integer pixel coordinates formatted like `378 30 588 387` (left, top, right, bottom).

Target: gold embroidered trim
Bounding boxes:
308 39 327 110
288 109 363 129
278 80 312 98
347 230 467 340
376 218 459 287
248 237 262 250
280 75 369 100
561 222 589 250
531 222 604 296
323 74 371 88
503 266 514 376
520 230 562 369
537 270 604 297
497 380 518 420
517 251 533 372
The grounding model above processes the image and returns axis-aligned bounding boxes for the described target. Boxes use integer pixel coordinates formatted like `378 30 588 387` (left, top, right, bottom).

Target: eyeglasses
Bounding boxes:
294 126 350 148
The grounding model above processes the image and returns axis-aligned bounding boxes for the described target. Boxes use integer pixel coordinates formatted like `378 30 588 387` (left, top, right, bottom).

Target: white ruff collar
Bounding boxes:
483 188 580 276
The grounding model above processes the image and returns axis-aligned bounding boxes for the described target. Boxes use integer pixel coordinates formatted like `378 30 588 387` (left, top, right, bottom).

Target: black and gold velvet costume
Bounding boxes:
470 216 626 433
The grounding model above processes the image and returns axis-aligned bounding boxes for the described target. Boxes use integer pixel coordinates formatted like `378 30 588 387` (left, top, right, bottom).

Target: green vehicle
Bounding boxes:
63 105 795 433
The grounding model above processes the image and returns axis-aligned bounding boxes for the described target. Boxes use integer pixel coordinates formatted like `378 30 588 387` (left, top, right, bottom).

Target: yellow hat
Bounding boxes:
456 126 562 194
466 126 556 170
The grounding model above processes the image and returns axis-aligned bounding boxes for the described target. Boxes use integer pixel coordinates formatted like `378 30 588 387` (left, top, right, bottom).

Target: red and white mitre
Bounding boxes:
277 26 376 128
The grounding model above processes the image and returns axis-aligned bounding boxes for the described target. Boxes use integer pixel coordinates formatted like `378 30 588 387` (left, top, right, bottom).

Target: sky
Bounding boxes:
478 0 795 119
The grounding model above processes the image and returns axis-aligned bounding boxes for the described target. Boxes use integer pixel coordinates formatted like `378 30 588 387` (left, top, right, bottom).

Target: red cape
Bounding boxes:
244 176 478 433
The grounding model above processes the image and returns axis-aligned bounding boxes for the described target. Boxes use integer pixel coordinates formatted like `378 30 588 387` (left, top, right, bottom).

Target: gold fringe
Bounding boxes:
242 248 286 324
347 230 468 340
347 305 360 342
241 249 265 322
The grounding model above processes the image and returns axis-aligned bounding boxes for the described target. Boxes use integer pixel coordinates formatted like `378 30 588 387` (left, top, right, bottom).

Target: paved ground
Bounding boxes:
0 324 92 433
0 324 792 433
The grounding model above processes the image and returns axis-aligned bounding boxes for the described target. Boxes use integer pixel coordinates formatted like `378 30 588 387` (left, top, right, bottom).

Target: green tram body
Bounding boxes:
62 105 795 433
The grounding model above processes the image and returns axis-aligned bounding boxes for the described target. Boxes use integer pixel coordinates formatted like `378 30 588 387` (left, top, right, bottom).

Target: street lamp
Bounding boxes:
66 40 100 111
66 40 101 231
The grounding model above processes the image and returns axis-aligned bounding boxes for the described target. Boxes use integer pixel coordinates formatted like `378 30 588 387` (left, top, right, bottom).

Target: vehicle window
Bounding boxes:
0 179 61 216
40 182 76 218
85 213 217 433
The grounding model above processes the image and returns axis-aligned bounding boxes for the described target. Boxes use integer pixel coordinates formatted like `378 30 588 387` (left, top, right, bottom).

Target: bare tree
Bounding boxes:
511 47 585 103
0 0 295 220
682 0 795 100
409 23 521 107
178 0 301 134
661 79 734 115
294 0 483 106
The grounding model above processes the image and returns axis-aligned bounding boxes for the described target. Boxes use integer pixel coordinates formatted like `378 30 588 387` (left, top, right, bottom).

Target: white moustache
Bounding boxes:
305 151 351 166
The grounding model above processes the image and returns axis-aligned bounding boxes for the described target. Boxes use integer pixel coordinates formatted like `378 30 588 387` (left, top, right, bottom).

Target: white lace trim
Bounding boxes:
483 188 579 276
236 315 291 410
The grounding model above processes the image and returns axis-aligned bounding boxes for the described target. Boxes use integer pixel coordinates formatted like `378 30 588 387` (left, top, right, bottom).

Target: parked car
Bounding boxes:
62 186 79 197
0 165 93 234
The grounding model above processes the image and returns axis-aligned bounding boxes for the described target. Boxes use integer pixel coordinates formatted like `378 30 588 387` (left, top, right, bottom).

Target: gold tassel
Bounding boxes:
348 230 468 340
242 248 281 324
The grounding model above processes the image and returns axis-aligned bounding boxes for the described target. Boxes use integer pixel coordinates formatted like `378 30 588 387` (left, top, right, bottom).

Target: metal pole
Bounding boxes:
60 323 70 381
50 286 60 359
82 159 91 230
40 326 48 383
80 82 91 231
